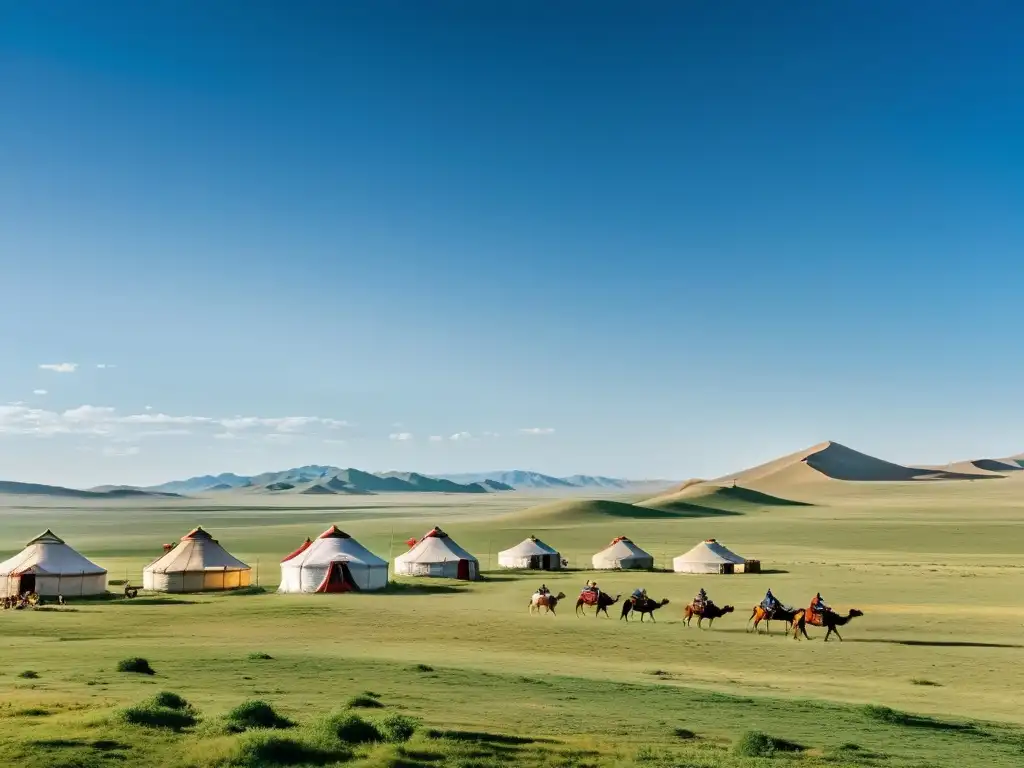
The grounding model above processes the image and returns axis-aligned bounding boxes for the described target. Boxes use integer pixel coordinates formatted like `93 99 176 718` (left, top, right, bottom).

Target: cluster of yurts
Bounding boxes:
0 526 759 598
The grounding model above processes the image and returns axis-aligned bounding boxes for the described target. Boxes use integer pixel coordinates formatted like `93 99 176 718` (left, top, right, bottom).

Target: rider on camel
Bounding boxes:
584 580 599 595
631 587 647 603
810 592 830 615
694 588 710 611
760 589 779 613
537 584 550 596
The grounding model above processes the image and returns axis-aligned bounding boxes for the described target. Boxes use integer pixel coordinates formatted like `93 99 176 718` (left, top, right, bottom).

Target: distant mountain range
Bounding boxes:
141 466 670 496
0 465 671 500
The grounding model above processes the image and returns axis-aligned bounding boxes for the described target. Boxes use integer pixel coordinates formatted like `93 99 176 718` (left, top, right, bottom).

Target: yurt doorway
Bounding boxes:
456 559 470 580
18 574 36 595
318 561 358 593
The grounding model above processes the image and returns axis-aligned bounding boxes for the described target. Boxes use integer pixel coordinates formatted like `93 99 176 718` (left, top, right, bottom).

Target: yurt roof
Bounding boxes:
283 526 387 568
145 528 250 574
499 535 559 557
596 536 651 558
396 526 477 564
0 529 106 576
675 539 746 565
281 538 313 563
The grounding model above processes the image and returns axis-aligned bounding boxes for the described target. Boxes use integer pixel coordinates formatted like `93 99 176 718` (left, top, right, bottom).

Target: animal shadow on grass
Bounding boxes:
850 639 1024 649
426 729 554 745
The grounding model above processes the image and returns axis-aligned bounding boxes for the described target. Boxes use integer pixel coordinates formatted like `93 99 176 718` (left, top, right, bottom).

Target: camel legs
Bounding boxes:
825 625 842 642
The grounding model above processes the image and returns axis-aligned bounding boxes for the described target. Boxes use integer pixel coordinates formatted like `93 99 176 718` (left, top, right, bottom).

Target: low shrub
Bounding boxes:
229 730 346 767
862 705 910 725
413 664 434 673
17 671 39 679
117 657 155 675
733 731 803 758
118 697 197 731
309 712 381 745
247 652 273 661
150 691 189 710
225 700 293 732
376 712 419 743
910 678 942 687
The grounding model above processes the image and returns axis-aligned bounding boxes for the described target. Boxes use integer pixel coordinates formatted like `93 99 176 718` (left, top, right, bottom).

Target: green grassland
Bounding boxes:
1 480 1024 766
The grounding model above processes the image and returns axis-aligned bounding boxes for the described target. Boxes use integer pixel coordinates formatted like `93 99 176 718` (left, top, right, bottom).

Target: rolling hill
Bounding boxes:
1 481 179 499
640 484 812 514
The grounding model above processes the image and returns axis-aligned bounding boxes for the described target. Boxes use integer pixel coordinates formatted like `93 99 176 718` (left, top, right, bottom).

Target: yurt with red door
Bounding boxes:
394 527 479 580
278 526 388 593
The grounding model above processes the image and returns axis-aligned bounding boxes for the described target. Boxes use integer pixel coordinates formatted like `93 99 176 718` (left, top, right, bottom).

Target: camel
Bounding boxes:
620 596 670 622
792 608 864 642
576 591 622 617
683 602 735 628
748 604 801 635
529 591 566 615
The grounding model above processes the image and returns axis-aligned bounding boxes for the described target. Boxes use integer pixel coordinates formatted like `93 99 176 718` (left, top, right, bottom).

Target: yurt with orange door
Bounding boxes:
143 526 251 592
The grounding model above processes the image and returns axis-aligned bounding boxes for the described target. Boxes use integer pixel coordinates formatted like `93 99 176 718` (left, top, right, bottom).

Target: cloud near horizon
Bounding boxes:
518 427 555 435
33 389 47 395
39 363 78 373
389 432 413 441
0 404 351 441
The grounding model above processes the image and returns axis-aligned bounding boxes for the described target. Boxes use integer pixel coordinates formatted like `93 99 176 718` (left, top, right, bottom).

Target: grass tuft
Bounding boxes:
149 691 189 710
18 670 39 679
413 664 434 673
247 652 273 661
224 700 293 732
347 692 384 709
911 678 942 686
733 730 804 757
117 657 155 675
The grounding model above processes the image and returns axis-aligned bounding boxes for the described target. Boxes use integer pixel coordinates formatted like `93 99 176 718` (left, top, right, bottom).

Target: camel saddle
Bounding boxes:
805 605 831 627
579 589 600 605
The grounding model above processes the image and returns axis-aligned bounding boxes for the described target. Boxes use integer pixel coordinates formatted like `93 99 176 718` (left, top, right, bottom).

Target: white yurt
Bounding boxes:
591 536 654 570
0 529 107 597
498 536 562 570
278 525 388 593
672 538 759 574
143 526 252 593
394 527 479 580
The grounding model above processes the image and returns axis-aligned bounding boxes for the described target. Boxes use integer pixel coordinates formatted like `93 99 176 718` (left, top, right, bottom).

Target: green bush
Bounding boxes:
733 731 803 757
309 712 381 745
228 730 346 767
118 701 197 731
247 651 273 661
375 712 419 743
117 657 155 675
150 691 189 710
225 700 293 732
17 670 39 679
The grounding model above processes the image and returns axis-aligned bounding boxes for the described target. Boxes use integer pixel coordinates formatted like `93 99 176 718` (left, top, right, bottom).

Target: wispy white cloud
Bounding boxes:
428 435 444 442
144 405 153 410
0 404 352 442
39 363 78 373
482 431 500 438
518 427 555 435
33 389 47 396
449 432 473 441
95 363 116 369
389 432 413 441
213 432 238 440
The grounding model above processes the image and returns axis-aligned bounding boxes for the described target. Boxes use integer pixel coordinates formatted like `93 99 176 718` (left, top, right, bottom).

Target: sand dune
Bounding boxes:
640 483 811 513
502 499 687 525
708 441 1004 491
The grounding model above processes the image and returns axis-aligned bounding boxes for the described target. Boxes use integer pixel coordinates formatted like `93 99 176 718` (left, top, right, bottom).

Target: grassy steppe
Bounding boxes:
1 480 1023 766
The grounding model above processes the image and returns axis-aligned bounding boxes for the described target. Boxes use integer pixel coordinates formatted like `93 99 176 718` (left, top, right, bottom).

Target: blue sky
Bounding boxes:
2 2 1022 487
